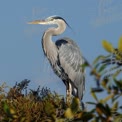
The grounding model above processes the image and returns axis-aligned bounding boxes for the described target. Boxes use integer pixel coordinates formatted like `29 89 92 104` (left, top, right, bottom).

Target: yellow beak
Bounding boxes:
28 20 48 25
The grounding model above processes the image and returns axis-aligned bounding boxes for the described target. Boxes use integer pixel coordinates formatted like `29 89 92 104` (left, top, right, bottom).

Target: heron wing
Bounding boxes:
55 37 85 99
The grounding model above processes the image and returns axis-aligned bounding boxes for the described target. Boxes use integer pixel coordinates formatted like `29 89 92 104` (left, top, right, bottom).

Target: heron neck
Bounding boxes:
42 20 66 56
46 20 66 36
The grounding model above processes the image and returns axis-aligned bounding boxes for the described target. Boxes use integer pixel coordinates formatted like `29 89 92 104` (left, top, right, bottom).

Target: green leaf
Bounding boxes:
112 69 122 79
101 79 109 88
111 102 118 113
86 102 96 105
3 102 10 115
114 79 122 88
114 115 122 122
96 103 106 115
80 112 94 121
93 55 107 65
91 90 98 102
44 101 55 116
64 108 74 119
70 97 80 113
98 64 106 73
100 94 114 104
112 95 120 102
118 36 122 52
104 104 111 116
91 88 104 93
102 40 114 53
96 103 111 116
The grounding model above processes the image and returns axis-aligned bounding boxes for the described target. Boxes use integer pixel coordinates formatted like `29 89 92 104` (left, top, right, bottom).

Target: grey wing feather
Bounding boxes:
56 37 85 99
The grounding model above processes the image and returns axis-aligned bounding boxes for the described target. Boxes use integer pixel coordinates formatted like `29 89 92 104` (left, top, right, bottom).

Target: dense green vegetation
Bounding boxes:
0 37 122 121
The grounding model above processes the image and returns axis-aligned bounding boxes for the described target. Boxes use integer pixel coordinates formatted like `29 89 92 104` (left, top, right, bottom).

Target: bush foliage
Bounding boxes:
0 37 122 122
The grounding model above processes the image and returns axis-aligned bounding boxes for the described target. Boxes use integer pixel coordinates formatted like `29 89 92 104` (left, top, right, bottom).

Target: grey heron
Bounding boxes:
28 15 85 104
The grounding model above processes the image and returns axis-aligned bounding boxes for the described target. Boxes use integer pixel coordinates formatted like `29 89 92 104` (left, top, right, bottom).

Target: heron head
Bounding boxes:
28 15 71 28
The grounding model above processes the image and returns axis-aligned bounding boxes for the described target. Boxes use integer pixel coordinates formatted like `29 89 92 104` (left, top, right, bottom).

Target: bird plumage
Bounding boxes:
55 37 85 100
28 15 85 102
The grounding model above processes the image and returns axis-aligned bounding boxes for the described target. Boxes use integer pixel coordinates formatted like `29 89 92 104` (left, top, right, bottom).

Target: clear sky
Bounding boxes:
0 0 122 103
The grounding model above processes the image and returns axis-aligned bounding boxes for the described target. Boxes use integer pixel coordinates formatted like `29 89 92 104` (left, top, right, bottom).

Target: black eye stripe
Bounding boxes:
47 16 72 29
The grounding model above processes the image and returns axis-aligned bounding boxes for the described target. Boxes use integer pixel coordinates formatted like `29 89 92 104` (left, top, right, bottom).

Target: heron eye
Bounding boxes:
47 17 54 21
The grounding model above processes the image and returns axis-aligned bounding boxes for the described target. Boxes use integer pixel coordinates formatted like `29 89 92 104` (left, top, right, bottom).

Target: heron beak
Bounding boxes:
28 20 48 25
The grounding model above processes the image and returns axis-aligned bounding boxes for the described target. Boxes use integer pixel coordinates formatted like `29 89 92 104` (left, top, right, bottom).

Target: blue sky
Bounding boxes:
0 0 122 103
